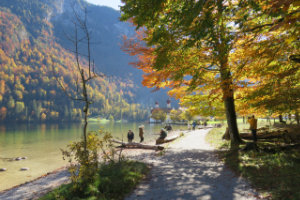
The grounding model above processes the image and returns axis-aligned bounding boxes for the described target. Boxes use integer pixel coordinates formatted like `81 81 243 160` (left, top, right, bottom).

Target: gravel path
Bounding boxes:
126 129 259 200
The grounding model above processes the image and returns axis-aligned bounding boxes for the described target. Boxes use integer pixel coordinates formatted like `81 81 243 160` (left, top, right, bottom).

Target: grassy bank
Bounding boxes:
39 160 149 200
206 124 300 200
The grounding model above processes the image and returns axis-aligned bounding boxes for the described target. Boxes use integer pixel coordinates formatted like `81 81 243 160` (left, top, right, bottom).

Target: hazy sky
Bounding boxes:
86 0 123 10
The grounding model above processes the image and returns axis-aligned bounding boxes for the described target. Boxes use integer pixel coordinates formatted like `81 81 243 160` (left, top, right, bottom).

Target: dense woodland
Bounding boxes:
0 1 149 122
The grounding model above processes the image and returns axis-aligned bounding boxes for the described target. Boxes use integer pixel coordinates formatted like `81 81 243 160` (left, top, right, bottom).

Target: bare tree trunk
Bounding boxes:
82 84 89 152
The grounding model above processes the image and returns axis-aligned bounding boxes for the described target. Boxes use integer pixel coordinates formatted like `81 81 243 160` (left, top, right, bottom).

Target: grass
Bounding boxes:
206 121 300 200
39 160 150 200
88 118 111 123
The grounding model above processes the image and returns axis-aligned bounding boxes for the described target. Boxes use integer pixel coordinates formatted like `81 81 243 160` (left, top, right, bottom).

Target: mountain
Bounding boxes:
49 0 173 105
0 0 175 122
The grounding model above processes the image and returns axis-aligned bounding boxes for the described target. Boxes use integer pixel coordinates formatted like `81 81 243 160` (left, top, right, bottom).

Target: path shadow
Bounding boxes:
126 149 256 200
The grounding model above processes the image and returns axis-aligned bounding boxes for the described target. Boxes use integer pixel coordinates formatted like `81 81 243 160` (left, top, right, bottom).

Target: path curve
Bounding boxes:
126 129 259 200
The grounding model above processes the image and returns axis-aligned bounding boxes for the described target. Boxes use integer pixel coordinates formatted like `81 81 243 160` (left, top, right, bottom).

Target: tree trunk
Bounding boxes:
219 63 242 146
296 111 300 125
288 114 292 122
222 127 230 140
81 71 89 153
224 96 243 146
217 19 242 147
279 114 284 122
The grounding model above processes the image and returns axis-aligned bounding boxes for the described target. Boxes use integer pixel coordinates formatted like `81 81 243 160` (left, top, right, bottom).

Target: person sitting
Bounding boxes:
156 128 168 144
127 130 134 143
159 128 167 140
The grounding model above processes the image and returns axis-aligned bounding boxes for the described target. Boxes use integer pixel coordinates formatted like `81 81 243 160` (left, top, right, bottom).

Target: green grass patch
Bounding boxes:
40 160 150 200
88 118 111 123
206 124 300 200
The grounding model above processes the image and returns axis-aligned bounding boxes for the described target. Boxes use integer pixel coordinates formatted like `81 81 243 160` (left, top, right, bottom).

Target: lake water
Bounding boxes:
0 122 186 191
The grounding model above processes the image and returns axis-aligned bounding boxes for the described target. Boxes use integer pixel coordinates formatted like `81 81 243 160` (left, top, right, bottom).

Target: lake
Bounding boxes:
0 122 186 191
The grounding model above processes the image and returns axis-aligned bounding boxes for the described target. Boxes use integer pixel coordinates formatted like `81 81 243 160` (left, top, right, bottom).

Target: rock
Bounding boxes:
15 157 22 161
21 157 28 160
0 168 7 172
20 167 29 171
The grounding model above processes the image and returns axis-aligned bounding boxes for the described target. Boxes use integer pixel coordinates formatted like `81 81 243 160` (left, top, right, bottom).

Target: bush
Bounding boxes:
39 161 149 200
61 130 117 192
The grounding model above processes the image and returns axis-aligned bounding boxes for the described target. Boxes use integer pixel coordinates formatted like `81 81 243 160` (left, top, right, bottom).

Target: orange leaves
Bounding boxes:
0 107 7 120
0 80 5 95
168 86 188 99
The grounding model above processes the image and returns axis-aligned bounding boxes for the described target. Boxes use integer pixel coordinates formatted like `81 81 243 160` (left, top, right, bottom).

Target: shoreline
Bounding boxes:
0 128 188 197
0 166 69 193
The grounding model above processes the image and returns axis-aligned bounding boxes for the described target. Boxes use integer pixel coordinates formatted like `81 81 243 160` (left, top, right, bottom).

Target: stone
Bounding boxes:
20 167 29 171
0 168 7 172
15 157 22 161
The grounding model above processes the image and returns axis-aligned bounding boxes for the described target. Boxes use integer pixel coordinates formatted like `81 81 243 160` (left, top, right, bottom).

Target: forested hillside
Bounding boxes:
0 1 149 122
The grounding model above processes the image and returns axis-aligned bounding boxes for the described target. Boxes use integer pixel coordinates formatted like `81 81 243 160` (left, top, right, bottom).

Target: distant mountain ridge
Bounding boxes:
49 0 173 105
0 0 175 122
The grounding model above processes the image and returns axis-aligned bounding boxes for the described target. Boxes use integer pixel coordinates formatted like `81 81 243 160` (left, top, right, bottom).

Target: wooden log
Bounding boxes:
240 130 289 140
111 139 164 150
155 135 181 145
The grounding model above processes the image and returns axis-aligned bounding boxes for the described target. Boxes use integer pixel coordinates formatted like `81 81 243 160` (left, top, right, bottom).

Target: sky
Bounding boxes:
86 0 123 10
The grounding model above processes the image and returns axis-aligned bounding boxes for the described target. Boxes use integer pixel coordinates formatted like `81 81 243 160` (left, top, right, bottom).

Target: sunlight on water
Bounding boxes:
0 122 183 190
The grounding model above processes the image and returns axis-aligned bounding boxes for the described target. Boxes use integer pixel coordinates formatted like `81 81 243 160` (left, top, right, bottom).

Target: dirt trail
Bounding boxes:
125 129 258 200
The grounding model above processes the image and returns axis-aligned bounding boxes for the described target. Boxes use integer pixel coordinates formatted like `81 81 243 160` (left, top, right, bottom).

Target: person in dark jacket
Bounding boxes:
159 128 167 140
127 130 134 143
192 121 197 130
156 128 168 145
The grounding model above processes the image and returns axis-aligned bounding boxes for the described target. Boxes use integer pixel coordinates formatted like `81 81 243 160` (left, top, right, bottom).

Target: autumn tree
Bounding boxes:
180 110 194 122
181 92 225 119
121 0 250 146
151 109 167 122
233 0 300 121
121 0 299 146
170 109 182 122
0 107 7 120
